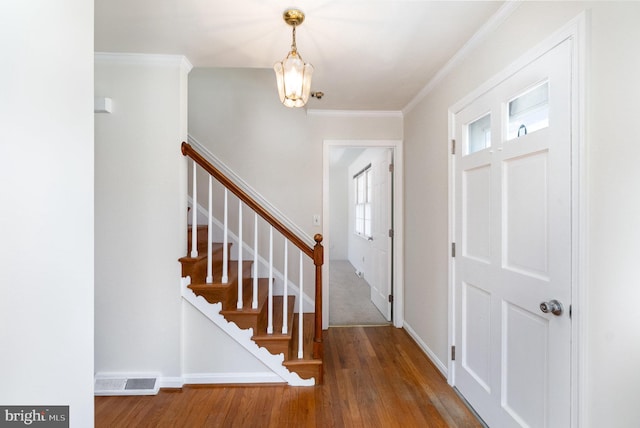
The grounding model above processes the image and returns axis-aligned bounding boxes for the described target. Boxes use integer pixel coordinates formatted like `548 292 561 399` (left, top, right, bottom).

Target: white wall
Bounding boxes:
403 2 640 427
182 305 271 376
0 1 95 426
329 163 349 260
188 68 316 235
586 3 640 426
94 54 190 380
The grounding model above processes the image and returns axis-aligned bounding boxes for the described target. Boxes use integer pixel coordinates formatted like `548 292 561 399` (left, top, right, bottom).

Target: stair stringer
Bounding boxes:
180 276 315 386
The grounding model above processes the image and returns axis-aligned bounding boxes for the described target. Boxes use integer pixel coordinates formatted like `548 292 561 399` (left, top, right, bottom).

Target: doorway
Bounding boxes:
322 140 404 330
449 33 582 427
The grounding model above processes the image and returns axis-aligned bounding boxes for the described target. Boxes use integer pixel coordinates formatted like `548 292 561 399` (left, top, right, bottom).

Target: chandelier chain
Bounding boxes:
291 25 297 53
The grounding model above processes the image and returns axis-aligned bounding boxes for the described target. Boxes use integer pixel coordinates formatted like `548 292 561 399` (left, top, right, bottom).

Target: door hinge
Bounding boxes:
451 242 456 257
451 139 456 155
388 294 394 303
451 345 456 361
389 229 394 238
569 304 572 319
389 163 394 173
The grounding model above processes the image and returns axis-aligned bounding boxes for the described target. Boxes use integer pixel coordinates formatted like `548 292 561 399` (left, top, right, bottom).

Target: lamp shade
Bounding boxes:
274 51 314 108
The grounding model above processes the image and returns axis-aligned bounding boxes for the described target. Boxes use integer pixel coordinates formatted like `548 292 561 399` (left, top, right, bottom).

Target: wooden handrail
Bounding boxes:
182 141 323 362
312 234 323 361
182 141 315 259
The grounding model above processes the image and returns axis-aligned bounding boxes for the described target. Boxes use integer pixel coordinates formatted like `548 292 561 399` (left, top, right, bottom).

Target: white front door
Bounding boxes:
369 149 393 321
452 40 572 427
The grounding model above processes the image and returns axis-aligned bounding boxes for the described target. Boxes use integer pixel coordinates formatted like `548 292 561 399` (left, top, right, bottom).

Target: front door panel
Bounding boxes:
453 40 572 427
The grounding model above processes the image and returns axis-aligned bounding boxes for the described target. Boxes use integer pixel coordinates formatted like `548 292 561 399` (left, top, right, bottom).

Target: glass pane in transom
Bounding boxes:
507 81 549 140
467 113 492 155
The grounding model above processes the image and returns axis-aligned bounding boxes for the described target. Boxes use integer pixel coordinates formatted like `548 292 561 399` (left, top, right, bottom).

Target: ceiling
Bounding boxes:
95 0 505 111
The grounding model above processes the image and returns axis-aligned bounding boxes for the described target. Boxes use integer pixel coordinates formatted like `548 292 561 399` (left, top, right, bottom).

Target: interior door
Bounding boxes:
453 40 572 427
369 149 393 321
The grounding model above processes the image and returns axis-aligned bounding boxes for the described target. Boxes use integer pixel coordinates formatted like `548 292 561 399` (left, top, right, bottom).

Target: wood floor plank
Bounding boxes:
95 326 482 427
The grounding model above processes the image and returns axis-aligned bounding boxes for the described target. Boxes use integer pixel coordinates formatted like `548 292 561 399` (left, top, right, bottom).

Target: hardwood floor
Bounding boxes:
95 326 482 427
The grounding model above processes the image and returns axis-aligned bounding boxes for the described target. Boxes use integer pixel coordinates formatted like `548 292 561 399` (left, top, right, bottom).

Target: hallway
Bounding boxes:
329 260 389 326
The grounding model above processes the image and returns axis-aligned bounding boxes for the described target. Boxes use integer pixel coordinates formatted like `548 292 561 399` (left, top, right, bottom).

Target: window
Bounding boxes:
507 81 549 140
354 165 372 238
467 113 492 155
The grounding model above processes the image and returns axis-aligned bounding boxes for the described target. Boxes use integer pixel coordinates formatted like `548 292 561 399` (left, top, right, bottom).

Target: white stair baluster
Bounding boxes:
282 240 288 335
190 160 198 258
267 227 274 334
252 213 258 309
206 175 213 283
237 201 243 309
221 189 229 283
298 251 304 359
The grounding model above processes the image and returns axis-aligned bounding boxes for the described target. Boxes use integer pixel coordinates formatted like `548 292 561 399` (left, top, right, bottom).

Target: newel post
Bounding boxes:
313 234 324 360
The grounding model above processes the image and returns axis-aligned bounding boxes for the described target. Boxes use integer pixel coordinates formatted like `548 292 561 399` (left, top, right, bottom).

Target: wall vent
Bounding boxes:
94 376 159 396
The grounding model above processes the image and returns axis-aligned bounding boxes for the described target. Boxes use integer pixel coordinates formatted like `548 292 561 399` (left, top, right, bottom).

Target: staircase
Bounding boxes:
179 142 324 386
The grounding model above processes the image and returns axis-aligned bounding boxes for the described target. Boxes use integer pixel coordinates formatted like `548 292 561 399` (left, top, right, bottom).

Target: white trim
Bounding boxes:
181 276 315 386
158 377 185 389
181 372 284 385
97 373 284 391
571 12 588 428
403 322 448 377
307 109 403 119
446 12 586 426
188 197 315 312
447 109 456 387
188 135 314 248
94 52 193 73
403 1 522 114
448 16 583 115
322 139 404 330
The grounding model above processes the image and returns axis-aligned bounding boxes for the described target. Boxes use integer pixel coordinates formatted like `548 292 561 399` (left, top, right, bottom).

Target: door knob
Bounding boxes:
540 300 563 316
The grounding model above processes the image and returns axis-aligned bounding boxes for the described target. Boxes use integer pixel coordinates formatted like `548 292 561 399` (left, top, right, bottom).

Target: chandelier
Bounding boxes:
273 9 314 108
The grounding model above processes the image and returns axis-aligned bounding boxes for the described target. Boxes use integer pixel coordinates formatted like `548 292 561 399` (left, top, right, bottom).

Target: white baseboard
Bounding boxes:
181 372 284 385
403 322 448 378
158 377 185 389
96 372 285 395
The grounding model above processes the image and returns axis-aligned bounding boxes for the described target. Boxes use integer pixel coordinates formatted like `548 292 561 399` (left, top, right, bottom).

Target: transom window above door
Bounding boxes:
467 113 492 155
507 80 549 140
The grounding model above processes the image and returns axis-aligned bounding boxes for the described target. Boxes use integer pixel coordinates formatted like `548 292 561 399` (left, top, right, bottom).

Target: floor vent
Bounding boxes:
94 376 159 396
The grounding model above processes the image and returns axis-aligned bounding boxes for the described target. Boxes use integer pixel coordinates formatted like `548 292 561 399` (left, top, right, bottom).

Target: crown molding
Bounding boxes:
306 109 403 119
94 52 193 74
402 0 522 114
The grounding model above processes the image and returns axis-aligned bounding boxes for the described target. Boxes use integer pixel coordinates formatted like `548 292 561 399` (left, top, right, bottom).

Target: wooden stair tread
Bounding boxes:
220 278 269 315
179 242 225 262
253 296 295 339
284 313 323 381
288 313 317 360
187 260 252 287
187 261 253 309
187 224 226 254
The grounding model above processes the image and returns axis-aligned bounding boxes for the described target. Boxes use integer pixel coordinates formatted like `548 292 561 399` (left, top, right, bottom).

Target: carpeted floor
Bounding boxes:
329 260 389 326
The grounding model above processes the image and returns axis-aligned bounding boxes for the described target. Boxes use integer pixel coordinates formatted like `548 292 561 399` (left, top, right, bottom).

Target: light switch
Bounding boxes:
313 214 320 226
